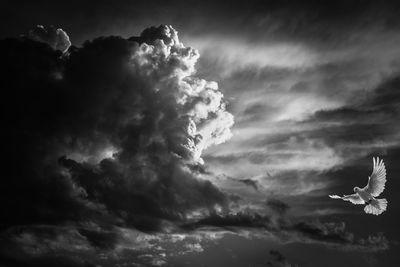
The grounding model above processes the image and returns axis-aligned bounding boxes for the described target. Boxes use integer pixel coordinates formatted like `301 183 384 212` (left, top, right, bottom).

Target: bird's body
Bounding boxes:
356 187 373 203
329 157 387 215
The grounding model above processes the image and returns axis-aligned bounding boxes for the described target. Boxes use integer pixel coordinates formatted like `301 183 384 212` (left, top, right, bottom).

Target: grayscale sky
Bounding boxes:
1 1 400 266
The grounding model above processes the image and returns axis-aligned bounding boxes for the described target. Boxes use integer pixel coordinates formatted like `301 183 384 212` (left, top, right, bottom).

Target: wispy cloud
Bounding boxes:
188 36 319 74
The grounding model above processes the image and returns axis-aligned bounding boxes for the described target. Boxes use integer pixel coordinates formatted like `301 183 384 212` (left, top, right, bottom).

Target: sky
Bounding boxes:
1 0 400 266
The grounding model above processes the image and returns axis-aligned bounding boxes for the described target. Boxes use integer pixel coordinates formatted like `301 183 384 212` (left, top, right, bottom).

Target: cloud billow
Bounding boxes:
0 25 233 237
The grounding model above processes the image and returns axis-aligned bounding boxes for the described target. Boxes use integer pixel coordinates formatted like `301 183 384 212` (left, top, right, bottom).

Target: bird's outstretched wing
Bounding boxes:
329 194 365 205
362 157 386 197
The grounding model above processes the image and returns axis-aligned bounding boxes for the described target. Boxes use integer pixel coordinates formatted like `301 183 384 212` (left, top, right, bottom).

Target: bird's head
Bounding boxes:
353 187 360 192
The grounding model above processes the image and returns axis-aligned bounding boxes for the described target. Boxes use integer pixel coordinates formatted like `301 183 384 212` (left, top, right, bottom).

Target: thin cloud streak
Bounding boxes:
188 36 319 73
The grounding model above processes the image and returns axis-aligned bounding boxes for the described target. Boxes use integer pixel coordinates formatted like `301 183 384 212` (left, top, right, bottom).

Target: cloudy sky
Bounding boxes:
1 0 400 266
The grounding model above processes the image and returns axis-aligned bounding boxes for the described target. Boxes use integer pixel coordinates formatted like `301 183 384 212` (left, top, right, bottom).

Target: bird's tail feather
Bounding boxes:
364 198 387 215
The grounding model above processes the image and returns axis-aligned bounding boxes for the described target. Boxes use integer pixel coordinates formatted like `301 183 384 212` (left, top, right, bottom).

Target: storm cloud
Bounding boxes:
0 24 234 262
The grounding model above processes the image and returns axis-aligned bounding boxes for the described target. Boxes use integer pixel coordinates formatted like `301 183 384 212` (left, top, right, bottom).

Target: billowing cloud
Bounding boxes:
0 24 234 264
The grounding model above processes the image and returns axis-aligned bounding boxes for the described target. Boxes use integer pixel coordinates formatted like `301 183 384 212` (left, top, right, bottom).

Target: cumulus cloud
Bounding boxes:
0 24 234 264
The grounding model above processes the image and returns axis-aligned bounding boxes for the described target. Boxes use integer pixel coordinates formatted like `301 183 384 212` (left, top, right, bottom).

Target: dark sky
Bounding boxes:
1 1 400 266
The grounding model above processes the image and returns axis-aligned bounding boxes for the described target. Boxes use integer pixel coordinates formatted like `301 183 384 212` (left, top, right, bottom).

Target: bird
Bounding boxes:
329 157 387 215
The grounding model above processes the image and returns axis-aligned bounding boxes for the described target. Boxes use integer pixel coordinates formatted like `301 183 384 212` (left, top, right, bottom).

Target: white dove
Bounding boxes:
329 157 387 215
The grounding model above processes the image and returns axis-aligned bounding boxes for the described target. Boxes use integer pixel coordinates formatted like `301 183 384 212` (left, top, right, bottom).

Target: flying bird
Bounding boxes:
329 157 387 215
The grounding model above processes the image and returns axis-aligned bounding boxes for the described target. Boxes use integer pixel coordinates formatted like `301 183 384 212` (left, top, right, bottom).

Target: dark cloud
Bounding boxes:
291 221 353 245
182 211 272 231
0 225 97 267
27 25 71 53
182 211 389 252
0 24 234 264
289 221 389 252
59 156 227 232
